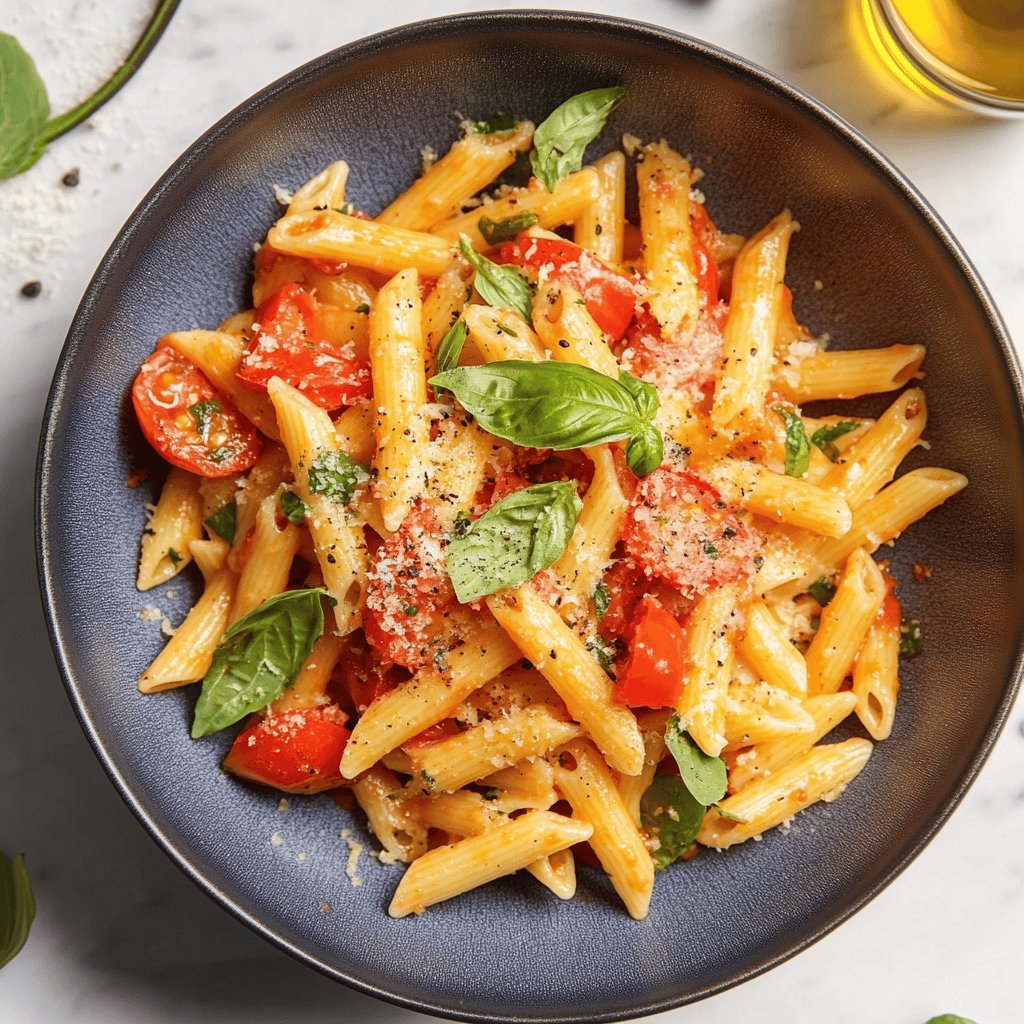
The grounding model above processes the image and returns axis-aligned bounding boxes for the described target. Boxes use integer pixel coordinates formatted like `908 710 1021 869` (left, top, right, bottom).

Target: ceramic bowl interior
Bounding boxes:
37 11 1024 1024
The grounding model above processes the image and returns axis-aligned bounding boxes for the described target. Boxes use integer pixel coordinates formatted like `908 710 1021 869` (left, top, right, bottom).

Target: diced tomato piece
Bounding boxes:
403 719 461 750
689 202 720 310
598 559 647 643
362 503 457 671
497 236 637 340
622 466 760 599
223 705 350 795
238 283 371 409
132 344 261 477
877 572 902 629
337 642 398 713
614 597 689 709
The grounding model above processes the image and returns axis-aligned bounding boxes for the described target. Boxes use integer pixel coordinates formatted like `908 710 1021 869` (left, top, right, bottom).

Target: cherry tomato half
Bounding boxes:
132 344 261 477
613 597 690 709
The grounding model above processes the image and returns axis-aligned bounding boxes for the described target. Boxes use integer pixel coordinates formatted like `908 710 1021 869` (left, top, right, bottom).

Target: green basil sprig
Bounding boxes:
774 407 811 478
0 850 35 968
640 774 705 869
665 714 728 806
530 86 625 192
459 236 533 322
434 318 468 377
475 112 516 135
306 450 367 505
204 501 236 543
192 588 327 738
429 360 664 477
807 576 837 607
279 490 307 525
0 3 179 181
592 581 611 622
479 211 539 246
900 617 923 655
810 420 860 461
446 481 582 603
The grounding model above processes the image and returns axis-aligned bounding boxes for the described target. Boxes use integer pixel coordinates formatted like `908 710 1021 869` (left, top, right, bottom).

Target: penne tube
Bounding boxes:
712 210 798 426
739 599 809 696
227 446 290 572
353 764 429 864
189 537 230 580
229 494 300 622
137 467 203 591
532 280 619 377
553 739 655 920
285 160 349 215
727 691 857 792
340 622 522 778
332 402 376 466
617 709 669 827
411 706 580 794
422 259 473 362
486 585 645 776
479 756 559 812
388 810 593 917
774 344 926 403
269 209 454 278
462 303 545 362
723 681 815 750
575 150 626 265
138 570 235 692
853 620 901 740
163 331 280 440
806 548 887 695
270 632 343 713
378 121 533 231
699 738 873 847
432 168 600 249
369 268 430 532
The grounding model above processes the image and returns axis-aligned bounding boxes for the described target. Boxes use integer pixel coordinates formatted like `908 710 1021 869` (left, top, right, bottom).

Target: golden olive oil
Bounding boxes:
865 0 1024 112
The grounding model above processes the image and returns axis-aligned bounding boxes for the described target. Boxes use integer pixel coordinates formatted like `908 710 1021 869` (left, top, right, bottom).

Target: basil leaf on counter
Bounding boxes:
428 360 663 475
0 850 35 968
204 501 236 543
665 714 728 806
530 86 625 192
810 419 860 461
191 588 327 738
807 576 837 607
446 481 582 603
459 236 533 322
479 211 539 246
433 317 469 378
640 773 705 870
279 490 307 525
774 407 811 478
306 450 368 505
0 34 50 180
592 581 611 622
900 617 923 655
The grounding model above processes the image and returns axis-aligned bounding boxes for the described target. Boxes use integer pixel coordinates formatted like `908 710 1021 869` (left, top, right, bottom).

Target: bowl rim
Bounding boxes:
34 9 1024 1023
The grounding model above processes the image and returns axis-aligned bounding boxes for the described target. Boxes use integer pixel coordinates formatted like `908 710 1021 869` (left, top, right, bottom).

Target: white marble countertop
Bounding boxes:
1 1 1022 1022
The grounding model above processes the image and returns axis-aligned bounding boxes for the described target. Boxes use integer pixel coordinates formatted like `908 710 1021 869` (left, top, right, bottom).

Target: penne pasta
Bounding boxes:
774 344 926 404
137 467 203 591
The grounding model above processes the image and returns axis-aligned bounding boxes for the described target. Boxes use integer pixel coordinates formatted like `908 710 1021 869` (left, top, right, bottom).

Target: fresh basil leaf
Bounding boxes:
626 423 664 477
204 500 236 543
774 407 811 478
592 581 611 622
0 850 35 968
529 86 625 192
167 546 182 565
925 1016 978 1024
640 773 705 870
586 637 615 673
807 576 837 606
446 481 582 603
428 360 662 475
459 236 533 322
713 804 746 823
810 420 860 461
188 399 221 441
0 34 51 181
900 617 923 656
479 211 539 246
191 588 327 738
306 450 368 504
279 490 307 525
208 445 234 463
617 370 660 422
665 714 728 806
475 112 516 135
433 317 468 378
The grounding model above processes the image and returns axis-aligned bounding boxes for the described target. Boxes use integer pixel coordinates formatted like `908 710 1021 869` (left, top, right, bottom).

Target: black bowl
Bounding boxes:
36 11 1024 1023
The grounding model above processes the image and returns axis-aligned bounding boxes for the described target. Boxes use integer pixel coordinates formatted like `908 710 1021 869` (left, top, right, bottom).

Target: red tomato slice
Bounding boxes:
362 503 457 671
877 572 902 628
238 283 371 410
223 705 350 795
497 236 638 340
622 466 760 599
689 202 720 310
614 597 689 709
132 344 261 477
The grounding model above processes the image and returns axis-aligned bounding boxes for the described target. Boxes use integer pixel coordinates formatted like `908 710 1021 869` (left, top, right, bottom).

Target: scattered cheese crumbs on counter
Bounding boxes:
295 851 307 863
273 184 294 206
277 797 290 812
138 605 162 623
320 902 332 914
270 832 284 847
339 828 364 886
160 617 176 638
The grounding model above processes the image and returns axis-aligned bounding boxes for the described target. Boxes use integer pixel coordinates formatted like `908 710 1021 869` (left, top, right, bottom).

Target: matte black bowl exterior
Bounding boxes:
37 11 1024 1023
